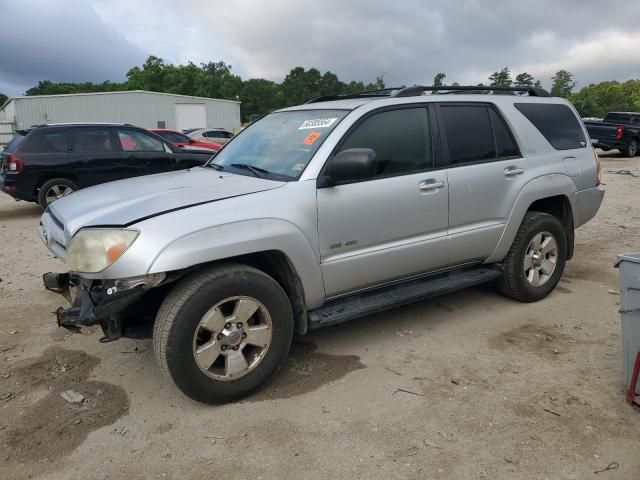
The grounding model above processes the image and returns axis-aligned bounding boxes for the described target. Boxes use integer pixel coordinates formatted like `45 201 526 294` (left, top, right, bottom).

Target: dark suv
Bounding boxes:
0 123 215 209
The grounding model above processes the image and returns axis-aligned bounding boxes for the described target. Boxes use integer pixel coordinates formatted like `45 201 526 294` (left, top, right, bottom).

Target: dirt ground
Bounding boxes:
1 151 639 479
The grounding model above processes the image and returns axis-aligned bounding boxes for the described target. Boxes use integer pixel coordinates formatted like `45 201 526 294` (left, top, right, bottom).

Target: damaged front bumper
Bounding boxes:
44 272 168 342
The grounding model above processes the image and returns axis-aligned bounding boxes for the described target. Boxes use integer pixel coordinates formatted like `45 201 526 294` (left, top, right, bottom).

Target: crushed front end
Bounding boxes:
44 272 171 342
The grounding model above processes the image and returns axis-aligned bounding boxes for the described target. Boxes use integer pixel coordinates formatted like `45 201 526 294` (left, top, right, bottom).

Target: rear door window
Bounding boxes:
43 132 68 152
439 105 496 165
488 109 520 159
515 103 586 150
71 129 114 153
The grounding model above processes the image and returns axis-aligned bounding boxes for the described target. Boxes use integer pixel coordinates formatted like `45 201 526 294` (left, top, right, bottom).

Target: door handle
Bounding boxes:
504 167 525 177
418 180 445 192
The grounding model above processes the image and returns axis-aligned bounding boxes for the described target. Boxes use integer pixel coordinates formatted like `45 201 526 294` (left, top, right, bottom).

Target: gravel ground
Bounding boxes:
1 151 639 479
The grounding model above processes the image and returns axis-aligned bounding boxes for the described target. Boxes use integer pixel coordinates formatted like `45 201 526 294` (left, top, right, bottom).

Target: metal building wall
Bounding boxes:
9 91 240 133
0 100 17 145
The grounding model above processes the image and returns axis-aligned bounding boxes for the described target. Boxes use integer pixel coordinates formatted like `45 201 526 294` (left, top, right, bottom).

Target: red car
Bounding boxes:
149 129 221 151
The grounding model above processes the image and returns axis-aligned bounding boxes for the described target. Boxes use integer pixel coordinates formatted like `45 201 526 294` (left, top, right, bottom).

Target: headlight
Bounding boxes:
67 228 139 273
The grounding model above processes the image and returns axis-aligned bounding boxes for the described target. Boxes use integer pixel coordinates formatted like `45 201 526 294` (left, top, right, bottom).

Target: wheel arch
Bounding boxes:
486 174 577 263
222 250 309 334
35 173 79 196
527 195 574 260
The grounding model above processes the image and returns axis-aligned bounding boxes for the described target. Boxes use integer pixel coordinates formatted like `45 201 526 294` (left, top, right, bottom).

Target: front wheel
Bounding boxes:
153 264 294 403
497 212 567 302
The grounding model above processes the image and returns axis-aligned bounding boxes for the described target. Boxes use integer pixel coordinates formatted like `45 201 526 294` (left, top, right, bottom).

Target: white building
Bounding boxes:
0 90 241 145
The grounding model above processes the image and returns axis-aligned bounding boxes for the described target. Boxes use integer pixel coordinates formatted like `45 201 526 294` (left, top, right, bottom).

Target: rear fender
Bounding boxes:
486 173 577 263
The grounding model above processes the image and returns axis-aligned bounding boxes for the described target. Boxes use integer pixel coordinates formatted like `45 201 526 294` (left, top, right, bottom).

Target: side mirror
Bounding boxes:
189 138 195 143
318 148 377 187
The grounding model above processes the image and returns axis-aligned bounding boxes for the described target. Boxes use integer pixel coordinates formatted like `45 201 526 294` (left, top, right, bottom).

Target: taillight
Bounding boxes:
616 125 625 140
6 154 24 173
593 147 601 186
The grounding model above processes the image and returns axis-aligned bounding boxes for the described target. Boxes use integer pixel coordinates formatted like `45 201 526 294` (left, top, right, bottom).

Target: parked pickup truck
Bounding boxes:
584 112 640 157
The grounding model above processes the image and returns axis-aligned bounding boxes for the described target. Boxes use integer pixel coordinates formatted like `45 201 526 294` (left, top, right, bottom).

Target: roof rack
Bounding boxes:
31 122 135 127
306 85 550 103
305 87 406 104
394 85 550 97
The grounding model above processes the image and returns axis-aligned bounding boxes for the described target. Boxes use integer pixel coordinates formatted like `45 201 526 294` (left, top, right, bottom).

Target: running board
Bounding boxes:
308 266 502 329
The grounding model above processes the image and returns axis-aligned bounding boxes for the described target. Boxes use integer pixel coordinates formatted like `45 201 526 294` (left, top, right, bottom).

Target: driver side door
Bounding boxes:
316 106 449 297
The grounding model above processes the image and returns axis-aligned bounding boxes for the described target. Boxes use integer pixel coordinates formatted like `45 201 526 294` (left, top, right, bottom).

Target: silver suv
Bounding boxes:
39 86 604 403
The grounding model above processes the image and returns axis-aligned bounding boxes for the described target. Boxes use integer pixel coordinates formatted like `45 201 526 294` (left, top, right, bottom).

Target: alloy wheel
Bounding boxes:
192 296 273 381
523 231 558 287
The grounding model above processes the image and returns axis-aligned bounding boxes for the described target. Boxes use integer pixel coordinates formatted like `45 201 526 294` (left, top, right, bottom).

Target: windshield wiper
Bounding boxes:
230 163 270 178
205 162 225 171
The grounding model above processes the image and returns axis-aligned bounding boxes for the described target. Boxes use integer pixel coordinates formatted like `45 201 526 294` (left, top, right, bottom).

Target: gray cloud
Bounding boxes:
0 0 146 95
208 0 640 88
1 0 639 97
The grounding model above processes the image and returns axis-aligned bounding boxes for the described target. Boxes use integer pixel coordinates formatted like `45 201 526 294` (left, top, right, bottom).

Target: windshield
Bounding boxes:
209 109 349 180
155 130 190 143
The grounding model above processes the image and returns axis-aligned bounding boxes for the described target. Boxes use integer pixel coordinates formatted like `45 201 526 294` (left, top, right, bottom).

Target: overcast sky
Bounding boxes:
1 0 639 96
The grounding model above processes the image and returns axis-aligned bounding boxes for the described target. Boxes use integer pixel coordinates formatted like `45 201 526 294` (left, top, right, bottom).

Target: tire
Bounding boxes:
620 138 638 158
37 178 78 210
153 263 294 403
497 212 567 302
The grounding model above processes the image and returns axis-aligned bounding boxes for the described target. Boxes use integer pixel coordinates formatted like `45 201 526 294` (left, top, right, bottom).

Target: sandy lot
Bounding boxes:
1 152 639 479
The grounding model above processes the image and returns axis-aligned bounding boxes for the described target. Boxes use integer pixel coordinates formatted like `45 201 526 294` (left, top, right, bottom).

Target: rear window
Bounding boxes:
515 103 586 150
4 134 26 153
604 113 639 125
18 131 69 153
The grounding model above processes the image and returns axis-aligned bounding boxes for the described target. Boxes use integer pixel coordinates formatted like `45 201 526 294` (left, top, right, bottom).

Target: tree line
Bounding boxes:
2 56 639 120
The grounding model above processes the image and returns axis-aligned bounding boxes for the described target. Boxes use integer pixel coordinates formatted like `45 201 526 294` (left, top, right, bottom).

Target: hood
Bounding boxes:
48 168 284 235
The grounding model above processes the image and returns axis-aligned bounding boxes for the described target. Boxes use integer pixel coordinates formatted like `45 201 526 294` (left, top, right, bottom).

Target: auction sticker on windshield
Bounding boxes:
302 132 322 145
299 118 338 130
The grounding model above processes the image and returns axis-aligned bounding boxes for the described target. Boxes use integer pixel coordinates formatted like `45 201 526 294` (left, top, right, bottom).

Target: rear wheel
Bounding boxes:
620 138 638 158
153 263 294 403
37 178 78 209
497 212 567 302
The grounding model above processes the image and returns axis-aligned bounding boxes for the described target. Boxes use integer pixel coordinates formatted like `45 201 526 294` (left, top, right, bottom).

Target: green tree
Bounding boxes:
0 93 8 105
568 79 640 117
514 72 535 87
126 55 169 92
489 68 512 87
550 70 576 98
239 78 282 122
433 73 446 87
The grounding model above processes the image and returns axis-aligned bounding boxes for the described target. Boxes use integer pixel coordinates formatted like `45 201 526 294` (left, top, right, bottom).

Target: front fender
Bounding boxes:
485 173 577 263
147 218 326 308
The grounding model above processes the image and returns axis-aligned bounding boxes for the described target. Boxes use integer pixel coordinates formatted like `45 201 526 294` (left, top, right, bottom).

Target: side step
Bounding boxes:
308 266 502 330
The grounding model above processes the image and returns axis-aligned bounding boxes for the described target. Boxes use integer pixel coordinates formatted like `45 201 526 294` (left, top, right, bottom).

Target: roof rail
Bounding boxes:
393 85 551 97
305 86 406 104
306 85 551 103
31 122 135 127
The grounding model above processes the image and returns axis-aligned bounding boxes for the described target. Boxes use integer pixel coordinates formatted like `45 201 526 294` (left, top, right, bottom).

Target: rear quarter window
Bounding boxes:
515 103 586 150
18 131 69 153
